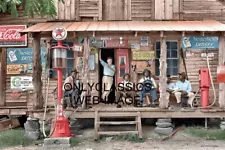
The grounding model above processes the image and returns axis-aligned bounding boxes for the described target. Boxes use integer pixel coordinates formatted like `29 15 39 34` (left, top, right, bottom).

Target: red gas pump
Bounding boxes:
199 68 210 108
217 65 225 83
50 27 71 137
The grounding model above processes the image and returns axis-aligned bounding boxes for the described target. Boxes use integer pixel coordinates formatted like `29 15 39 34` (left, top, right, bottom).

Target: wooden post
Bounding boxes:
159 32 168 109
32 33 43 109
219 35 225 108
81 37 90 109
98 0 102 20
0 48 6 106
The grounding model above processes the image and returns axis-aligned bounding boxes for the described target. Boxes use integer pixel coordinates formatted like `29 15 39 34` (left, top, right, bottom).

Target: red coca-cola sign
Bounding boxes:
0 25 27 47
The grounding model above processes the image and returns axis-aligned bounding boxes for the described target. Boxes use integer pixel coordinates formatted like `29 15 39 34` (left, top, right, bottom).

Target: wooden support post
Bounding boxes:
135 31 138 37
219 35 225 108
159 34 168 109
32 33 43 109
0 48 6 106
98 0 102 20
81 37 90 109
201 31 205 36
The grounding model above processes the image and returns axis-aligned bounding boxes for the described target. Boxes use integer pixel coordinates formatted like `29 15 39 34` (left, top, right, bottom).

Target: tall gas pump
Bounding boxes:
50 27 71 137
199 68 210 108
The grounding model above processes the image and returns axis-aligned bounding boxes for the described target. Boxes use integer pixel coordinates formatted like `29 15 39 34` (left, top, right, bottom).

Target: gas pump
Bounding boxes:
199 68 210 108
50 27 71 137
217 65 225 83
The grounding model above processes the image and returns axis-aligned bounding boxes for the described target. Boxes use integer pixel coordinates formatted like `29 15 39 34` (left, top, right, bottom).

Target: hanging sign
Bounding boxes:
132 51 155 60
7 48 46 74
0 25 27 47
10 76 33 90
52 26 67 41
105 39 128 48
181 36 219 49
140 37 149 46
73 45 83 52
131 43 140 51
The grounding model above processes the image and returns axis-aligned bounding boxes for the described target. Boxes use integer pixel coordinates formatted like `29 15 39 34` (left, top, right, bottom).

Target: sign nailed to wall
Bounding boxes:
0 25 27 47
132 51 155 60
181 36 219 49
10 76 33 90
7 48 46 74
105 39 128 48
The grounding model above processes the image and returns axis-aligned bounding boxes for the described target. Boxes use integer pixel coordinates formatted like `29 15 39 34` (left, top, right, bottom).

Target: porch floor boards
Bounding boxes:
64 104 225 119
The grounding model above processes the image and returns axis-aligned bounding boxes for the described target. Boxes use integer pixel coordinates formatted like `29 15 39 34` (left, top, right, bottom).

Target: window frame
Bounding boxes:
155 40 180 77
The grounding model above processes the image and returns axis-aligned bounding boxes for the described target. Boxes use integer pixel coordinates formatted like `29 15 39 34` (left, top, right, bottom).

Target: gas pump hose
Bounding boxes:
42 75 57 138
191 55 217 109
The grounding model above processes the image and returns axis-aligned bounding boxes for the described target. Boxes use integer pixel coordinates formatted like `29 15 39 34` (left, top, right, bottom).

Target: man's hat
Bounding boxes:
179 72 186 77
71 68 78 73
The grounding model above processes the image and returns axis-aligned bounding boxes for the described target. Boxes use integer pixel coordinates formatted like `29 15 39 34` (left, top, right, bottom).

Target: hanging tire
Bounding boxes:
156 122 173 128
157 119 172 123
24 131 40 140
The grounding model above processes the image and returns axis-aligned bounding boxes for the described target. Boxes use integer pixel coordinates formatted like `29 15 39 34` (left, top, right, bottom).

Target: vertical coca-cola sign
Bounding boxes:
0 25 27 47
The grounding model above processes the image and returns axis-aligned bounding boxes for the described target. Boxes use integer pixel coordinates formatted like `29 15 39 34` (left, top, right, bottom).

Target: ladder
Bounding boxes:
94 111 143 140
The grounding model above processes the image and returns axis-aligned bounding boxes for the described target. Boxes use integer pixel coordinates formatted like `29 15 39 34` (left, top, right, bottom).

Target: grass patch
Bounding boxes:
184 126 225 140
100 134 145 143
71 138 80 147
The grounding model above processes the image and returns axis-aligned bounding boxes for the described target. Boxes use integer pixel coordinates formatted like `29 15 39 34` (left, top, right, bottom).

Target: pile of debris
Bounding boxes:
0 116 20 131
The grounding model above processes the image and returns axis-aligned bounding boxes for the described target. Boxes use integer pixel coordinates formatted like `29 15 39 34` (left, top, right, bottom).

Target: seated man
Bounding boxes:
63 68 81 108
117 73 135 108
138 69 157 107
174 72 195 107
165 75 176 108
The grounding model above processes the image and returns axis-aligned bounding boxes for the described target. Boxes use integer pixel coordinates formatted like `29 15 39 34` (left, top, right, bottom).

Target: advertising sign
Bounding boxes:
105 39 128 48
132 51 155 60
181 36 219 49
7 48 46 74
10 76 33 90
0 25 27 47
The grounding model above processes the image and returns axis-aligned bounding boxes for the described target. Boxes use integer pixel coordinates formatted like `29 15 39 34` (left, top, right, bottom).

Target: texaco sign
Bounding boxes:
52 27 67 41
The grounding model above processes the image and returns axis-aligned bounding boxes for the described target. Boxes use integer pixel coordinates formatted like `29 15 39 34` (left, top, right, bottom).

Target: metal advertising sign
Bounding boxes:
132 51 155 60
52 27 67 41
7 48 46 74
181 36 219 49
0 25 27 47
10 76 33 90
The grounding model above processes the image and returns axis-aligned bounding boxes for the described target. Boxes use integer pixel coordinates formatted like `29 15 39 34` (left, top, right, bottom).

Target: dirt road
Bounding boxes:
3 126 225 150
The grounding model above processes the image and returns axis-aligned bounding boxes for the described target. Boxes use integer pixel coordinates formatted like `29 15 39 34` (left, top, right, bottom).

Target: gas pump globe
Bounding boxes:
52 42 67 69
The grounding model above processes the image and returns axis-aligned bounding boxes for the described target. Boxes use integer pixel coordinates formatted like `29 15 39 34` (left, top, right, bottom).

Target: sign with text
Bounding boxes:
181 36 219 49
0 25 27 47
7 48 46 74
105 39 128 48
10 76 33 90
132 51 155 60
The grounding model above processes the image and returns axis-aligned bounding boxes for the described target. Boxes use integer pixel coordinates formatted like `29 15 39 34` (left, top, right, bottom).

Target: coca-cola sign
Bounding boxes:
0 25 27 47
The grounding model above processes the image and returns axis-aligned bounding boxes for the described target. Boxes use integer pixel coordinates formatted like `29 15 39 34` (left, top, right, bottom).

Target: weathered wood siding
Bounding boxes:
131 0 152 20
182 0 225 23
185 50 219 104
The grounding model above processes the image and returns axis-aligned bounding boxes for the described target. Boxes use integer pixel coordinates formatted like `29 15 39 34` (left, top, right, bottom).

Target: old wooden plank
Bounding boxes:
0 118 20 131
75 0 80 20
99 0 103 20
32 33 43 109
54 0 59 19
173 0 180 19
165 0 173 19
65 0 71 20
58 0 65 20
159 35 168 109
0 48 6 106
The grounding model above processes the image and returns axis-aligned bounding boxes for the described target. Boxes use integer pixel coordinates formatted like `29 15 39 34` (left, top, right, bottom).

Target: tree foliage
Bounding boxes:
0 0 64 18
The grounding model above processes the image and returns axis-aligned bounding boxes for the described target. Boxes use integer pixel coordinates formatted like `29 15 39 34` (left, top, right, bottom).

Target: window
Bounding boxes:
50 41 75 78
155 41 178 76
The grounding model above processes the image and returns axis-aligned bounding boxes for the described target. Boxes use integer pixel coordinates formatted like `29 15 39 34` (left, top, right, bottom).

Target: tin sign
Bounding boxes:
10 76 33 90
181 36 219 49
0 25 27 47
52 27 67 41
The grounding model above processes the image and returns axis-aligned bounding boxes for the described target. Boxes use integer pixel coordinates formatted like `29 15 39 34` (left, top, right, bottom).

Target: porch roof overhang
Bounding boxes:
21 20 225 34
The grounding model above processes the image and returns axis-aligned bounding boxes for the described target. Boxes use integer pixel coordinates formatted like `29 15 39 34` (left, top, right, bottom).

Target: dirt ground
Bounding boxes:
3 126 225 150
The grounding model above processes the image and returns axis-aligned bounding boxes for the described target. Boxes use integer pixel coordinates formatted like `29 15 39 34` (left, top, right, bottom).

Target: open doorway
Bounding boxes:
99 48 115 104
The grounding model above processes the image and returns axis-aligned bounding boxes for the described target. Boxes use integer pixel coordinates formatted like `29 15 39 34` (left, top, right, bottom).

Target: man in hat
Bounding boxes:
99 50 115 102
63 68 80 108
138 69 157 107
174 72 195 107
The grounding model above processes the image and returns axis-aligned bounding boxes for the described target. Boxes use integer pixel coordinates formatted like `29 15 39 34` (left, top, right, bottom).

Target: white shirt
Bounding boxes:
138 77 157 89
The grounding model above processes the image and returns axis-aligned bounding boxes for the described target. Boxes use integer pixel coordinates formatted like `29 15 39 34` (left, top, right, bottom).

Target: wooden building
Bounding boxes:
0 0 225 122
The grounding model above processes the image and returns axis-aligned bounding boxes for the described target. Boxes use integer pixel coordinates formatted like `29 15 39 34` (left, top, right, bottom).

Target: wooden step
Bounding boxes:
98 131 138 135
98 112 138 117
98 121 137 125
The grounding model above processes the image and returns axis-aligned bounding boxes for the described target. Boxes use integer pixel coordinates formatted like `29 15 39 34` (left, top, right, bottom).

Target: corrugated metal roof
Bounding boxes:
21 20 225 33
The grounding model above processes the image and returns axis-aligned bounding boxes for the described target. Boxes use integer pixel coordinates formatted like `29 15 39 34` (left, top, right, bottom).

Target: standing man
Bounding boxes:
99 49 116 102
174 72 195 107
